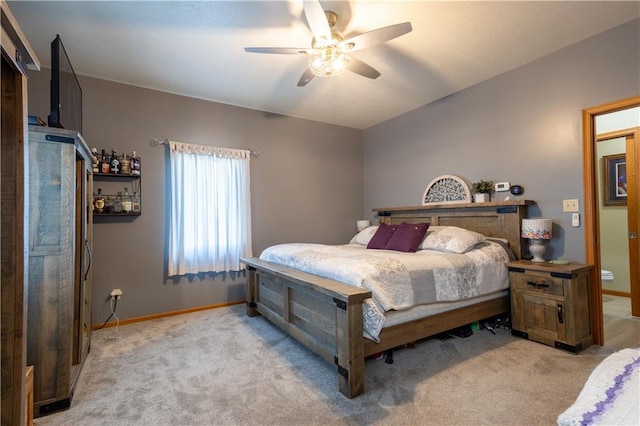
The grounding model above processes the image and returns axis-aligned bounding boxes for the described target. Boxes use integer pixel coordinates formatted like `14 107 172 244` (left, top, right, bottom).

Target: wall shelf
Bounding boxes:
93 172 140 178
93 172 141 218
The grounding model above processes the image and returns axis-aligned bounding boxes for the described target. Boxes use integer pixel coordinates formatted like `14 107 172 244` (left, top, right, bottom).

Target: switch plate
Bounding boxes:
563 199 579 212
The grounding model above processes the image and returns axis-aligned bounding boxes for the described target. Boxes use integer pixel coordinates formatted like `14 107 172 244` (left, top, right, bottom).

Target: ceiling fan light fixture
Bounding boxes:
243 2 412 86
308 46 349 77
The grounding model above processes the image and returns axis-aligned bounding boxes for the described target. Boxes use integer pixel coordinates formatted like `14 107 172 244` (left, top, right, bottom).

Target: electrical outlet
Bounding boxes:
562 199 579 212
110 288 123 299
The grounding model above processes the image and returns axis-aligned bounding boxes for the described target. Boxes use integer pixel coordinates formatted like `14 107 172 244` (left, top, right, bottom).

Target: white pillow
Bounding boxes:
349 225 379 246
420 226 485 253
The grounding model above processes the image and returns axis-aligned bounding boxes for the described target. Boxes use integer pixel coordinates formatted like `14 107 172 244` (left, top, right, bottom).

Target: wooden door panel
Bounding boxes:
521 293 566 344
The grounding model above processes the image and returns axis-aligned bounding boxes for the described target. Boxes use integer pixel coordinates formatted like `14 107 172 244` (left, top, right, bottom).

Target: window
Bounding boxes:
168 141 252 276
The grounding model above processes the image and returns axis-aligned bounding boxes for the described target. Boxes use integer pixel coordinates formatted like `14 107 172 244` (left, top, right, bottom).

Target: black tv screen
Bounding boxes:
48 34 82 134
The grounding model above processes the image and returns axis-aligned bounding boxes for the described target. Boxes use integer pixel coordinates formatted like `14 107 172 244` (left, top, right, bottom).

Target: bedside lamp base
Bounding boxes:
529 240 546 262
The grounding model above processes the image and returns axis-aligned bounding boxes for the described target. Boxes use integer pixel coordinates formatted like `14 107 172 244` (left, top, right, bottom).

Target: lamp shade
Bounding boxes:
356 220 371 232
521 219 552 240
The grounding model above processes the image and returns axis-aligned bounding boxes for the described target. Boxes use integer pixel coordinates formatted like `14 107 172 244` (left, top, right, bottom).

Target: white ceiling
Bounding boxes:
8 1 640 129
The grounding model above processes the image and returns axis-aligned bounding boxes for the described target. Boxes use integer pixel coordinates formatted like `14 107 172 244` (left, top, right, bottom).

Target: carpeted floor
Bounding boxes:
35 304 619 426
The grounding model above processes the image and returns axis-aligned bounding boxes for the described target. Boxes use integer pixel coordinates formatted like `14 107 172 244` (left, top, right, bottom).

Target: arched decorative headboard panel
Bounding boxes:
422 174 472 205
373 200 535 260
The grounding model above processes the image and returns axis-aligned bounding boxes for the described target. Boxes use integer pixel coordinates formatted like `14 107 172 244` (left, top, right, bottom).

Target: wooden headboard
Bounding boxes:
373 200 535 259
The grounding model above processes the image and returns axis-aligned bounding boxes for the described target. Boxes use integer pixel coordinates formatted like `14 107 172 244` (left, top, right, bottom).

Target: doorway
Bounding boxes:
582 96 640 345
596 128 638 326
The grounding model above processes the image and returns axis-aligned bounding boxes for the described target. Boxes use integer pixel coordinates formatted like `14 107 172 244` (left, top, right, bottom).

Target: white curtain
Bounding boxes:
168 141 252 276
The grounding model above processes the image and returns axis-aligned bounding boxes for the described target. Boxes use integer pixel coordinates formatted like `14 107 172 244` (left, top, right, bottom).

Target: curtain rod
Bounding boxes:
149 138 259 158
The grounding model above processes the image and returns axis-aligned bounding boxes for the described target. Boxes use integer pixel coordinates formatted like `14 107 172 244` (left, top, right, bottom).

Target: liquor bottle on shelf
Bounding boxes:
131 151 141 175
104 196 113 214
122 188 132 213
113 192 123 213
120 152 131 174
109 149 120 174
132 191 141 213
91 148 99 173
100 149 109 174
94 188 105 214
129 151 135 174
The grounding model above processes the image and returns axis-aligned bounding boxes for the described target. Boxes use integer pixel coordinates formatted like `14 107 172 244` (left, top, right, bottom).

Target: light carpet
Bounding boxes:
36 304 616 425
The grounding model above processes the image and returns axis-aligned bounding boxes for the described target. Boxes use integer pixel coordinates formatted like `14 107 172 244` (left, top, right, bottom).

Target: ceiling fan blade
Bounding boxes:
347 57 381 80
297 68 316 87
244 47 308 55
303 0 331 42
341 22 412 52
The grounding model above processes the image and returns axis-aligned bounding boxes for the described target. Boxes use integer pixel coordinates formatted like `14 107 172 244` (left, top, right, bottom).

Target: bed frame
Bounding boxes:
242 200 534 398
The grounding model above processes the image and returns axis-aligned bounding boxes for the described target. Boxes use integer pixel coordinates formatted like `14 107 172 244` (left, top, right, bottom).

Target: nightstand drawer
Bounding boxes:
511 272 564 296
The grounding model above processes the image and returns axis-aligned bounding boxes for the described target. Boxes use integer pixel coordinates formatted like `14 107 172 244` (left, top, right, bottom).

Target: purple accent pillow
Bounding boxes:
367 223 398 249
385 222 430 252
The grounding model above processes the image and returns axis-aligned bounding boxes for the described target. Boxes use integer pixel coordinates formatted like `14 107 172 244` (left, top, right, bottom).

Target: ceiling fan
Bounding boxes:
244 0 412 87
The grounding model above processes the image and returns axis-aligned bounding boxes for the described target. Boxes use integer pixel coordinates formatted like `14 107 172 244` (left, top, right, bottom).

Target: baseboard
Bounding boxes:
602 289 631 298
92 300 245 329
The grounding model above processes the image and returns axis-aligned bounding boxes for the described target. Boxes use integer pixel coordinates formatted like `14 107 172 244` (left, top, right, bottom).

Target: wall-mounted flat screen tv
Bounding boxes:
48 34 82 134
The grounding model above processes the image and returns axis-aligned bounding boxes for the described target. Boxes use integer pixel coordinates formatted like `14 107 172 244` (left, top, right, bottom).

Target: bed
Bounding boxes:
241 200 534 398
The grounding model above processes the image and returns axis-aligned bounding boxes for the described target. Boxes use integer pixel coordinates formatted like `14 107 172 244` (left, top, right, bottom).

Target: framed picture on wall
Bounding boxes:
603 153 626 206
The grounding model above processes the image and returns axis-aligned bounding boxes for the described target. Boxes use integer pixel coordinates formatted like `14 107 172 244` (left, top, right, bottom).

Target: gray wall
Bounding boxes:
363 19 640 263
27 73 363 324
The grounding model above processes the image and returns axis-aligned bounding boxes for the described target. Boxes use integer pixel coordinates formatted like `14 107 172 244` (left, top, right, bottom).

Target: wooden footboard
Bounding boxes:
242 257 510 398
242 257 372 398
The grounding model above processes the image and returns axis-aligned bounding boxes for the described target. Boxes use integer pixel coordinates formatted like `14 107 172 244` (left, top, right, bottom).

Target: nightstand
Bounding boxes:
507 260 593 353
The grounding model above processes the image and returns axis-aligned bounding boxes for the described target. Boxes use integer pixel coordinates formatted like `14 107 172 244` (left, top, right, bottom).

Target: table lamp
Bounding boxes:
521 219 552 262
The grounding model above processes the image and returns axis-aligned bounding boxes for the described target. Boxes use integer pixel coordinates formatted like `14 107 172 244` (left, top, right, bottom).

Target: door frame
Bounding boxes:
582 95 640 345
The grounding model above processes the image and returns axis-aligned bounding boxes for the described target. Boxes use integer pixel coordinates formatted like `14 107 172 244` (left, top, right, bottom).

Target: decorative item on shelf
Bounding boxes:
132 192 141 213
91 148 99 173
356 220 370 232
122 188 132 213
109 149 120 174
100 149 110 174
113 192 123 213
521 218 552 262
104 195 114 213
130 151 141 175
120 153 130 174
422 174 471 205
471 180 494 203
93 148 141 176
94 188 105 213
